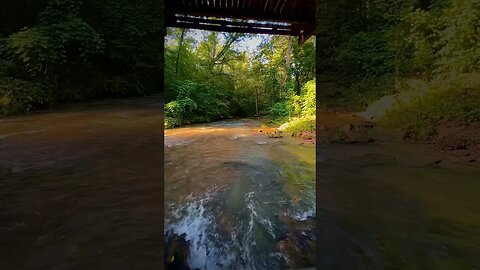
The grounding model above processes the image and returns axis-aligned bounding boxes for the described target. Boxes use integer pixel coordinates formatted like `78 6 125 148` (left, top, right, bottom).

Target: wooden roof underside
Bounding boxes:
165 0 316 44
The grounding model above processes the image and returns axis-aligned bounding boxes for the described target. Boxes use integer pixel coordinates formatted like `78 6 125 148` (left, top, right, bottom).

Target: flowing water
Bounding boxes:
2 96 480 270
0 96 163 269
164 119 316 269
317 113 480 269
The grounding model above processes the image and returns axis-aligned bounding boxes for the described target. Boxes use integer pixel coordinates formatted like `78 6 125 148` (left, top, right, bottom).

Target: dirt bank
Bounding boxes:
433 120 480 164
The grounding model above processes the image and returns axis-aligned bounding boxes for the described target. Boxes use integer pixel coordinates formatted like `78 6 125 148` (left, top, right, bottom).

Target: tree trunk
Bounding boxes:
295 71 301 95
175 29 186 75
283 36 293 99
255 88 259 116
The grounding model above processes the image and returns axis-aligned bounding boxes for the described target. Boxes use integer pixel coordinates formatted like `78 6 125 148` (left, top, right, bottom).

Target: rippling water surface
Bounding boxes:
164 119 316 269
0 96 163 269
316 113 480 269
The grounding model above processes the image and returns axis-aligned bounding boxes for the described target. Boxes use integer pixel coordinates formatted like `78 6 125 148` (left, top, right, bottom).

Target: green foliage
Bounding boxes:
164 80 233 127
0 78 48 115
435 0 480 73
164 30 315 128
4 27 60 79
4 18 104 80
337 31 395 76
283 116 316 136
269 101 289 118
272 80 317 135
404 10 440 73
318 0 480 126
383 74 480 139
0 0 163 115
300 79 316 116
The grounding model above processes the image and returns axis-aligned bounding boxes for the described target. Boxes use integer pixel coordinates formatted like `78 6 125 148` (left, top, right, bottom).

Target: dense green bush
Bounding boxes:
272 79 317 135
269 101 289 118
383 74 480 139
164 80 234 128
337 31 395 76
0 78 48 115
0 0 163 116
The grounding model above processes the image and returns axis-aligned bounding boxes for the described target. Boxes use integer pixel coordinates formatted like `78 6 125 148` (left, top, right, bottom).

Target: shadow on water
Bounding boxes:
0 95 164 270
316 113 480 269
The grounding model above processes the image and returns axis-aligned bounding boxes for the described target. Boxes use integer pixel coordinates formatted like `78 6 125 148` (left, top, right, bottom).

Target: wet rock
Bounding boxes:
300 131 316 144
165 232 191 270
359 121 375 129
271 179 281 185
258 129 263 133
432 120 480 163
340 123 354 132
302 133 313 140
277 215 315 268
329 124 374 144
268 132 283 138
428 159 443 166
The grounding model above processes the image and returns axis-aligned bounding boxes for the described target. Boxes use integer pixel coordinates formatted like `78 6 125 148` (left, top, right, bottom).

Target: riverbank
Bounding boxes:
317 110 480 167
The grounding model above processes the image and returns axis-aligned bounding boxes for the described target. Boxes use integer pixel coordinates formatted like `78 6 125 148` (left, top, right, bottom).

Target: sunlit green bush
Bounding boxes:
283 116 316 136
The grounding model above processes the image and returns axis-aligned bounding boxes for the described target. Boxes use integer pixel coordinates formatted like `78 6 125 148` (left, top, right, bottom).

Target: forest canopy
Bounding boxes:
164 29 316 130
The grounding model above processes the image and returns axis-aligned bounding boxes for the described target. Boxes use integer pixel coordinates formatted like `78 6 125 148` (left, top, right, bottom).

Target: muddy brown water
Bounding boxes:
317 113 480 269
0 96 163 269
164 119 316 269
2 97 480 270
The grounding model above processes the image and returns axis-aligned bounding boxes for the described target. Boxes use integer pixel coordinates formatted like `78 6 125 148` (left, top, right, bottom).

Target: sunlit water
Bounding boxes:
164 119 316 269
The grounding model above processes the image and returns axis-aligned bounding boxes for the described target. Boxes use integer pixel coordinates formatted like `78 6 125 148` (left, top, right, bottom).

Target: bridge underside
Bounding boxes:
165 0 315 44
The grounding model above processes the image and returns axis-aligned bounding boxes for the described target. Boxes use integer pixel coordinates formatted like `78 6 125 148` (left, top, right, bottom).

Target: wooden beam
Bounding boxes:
167 7 311 25
167 21 297 35
298 27 315 45
170 15 298 30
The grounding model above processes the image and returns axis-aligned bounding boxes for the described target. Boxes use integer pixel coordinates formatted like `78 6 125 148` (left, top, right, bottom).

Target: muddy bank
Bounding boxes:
318 110 480 166
430 120 480 164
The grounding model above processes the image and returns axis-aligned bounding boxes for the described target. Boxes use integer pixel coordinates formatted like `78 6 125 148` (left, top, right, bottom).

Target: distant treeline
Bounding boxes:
164 30 316 128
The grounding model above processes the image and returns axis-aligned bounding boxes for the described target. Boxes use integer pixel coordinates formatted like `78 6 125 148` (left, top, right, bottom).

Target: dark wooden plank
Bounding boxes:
167 21 297 35
171 15 306 29
165 0 315 38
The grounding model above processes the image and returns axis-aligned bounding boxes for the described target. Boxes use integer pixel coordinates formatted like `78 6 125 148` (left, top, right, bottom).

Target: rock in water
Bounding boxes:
165 233 190 270
329 124 374 144
269 133 283 138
